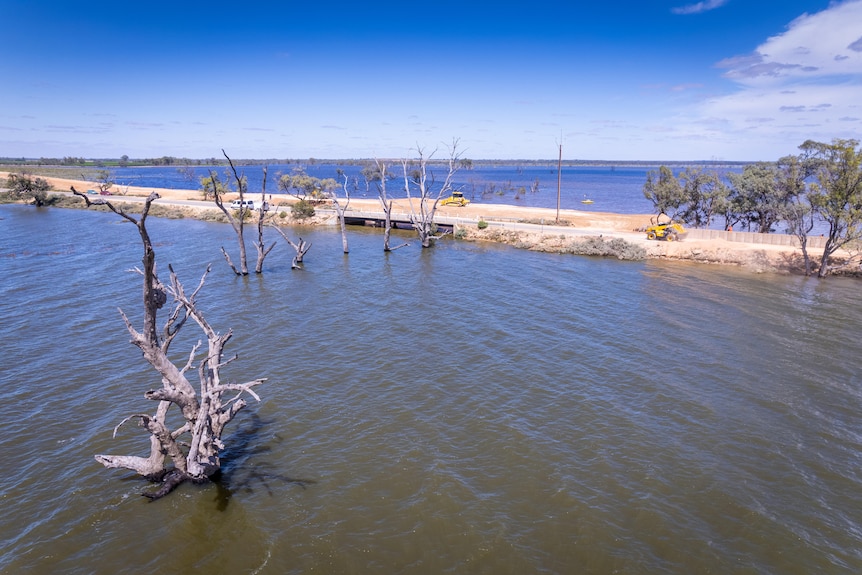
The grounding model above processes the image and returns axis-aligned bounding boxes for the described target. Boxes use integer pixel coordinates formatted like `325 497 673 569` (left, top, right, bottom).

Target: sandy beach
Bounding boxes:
1 171 844 275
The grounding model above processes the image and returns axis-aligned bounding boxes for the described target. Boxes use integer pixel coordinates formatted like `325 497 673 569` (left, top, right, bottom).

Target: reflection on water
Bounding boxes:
1 205 861 574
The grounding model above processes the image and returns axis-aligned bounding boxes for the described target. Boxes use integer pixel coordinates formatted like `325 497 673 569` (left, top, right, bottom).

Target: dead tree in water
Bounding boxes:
212 150 275 276
270 223 312 269
401 140 461 248
72 187 265 499
374 159 408 252
253 166 277 273
334 170 352 254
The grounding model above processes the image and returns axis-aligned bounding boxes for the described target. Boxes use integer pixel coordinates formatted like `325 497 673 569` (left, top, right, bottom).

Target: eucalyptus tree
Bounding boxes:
642 165 686 221
5 172 51 206
199 171 229 201
726 163 795 233
677 167 728 229
360 163 380 195
778 154 818 275
800 139 862 277
277 167 338 220
277 167 338 201
71 188 265 499
93 169 114 195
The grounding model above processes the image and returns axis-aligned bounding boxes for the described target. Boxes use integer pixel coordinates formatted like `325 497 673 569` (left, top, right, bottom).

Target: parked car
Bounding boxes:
230 199 256 210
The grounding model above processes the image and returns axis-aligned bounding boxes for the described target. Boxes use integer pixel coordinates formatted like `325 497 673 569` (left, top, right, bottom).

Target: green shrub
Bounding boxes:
477 219 488 230
278 210 287 219
291 199 315 220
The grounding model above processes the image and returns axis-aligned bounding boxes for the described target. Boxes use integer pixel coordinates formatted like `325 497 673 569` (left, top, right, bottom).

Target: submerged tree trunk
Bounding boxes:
254 166 276 273
785 200 816 276
224 151 250 274
270 223 312 269
211 170 246 275
71 187 265 499
401 140 461 248
334 174 351 254
375 159 408 252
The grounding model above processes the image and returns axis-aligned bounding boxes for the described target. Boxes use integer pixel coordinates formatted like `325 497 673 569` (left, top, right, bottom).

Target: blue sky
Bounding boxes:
1 0 860 161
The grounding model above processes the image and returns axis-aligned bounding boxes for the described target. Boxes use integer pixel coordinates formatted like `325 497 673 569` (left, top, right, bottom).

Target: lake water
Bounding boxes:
1 205 861 574
96 163 693 215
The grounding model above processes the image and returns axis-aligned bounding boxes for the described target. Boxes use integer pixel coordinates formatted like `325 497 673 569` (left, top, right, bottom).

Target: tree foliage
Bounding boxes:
643 166 685 220
5 172 52 206
291 199 316 219
800 139 862 277
777 154 818 275
642 139 862 277
277 168 338 200
93 169 114 195
199 172 231 200
677 167 728 229
644 167 727 228
726 163 793 233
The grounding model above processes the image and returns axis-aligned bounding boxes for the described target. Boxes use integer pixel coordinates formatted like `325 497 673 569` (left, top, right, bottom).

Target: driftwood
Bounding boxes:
72 187 264 499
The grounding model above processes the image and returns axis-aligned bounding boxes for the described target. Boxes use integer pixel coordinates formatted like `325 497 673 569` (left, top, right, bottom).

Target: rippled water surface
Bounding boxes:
96 163 668 213
1 205 861 574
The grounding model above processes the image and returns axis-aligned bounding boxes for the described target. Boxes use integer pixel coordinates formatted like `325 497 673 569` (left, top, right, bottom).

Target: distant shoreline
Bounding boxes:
1 159 752 170
2 171 857 277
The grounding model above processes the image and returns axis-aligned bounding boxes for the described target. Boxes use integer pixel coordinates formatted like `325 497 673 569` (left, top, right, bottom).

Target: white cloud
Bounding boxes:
716 1 862 85
696 0 862 155
672 0 728 15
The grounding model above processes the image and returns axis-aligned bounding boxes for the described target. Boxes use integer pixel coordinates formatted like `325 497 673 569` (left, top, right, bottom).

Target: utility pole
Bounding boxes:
556 141 562 224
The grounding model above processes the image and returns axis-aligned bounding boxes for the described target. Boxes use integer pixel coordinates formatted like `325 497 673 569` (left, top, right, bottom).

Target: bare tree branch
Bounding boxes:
76 190 266 498
269 223 312 269
222 150 251 275
401 139 461 247
254 166 277 273
374 160 409 251
334 172 352 254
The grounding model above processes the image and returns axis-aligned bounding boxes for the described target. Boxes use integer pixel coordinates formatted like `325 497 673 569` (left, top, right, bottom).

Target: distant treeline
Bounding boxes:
0 156 750 170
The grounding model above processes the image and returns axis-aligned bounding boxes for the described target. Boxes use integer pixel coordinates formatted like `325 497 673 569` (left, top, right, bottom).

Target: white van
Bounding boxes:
230 199 256 210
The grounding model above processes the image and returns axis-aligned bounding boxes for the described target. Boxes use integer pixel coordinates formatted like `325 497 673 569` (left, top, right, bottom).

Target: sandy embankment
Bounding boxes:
2 171 826 274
